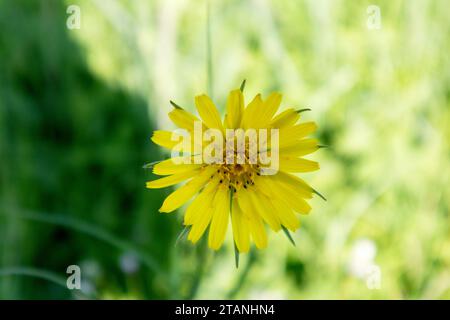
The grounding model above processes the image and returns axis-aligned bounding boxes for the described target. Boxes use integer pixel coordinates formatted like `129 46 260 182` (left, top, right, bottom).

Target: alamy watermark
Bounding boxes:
66 5 81 30
366 264 381 290
366 5 382 30
66 265 81 290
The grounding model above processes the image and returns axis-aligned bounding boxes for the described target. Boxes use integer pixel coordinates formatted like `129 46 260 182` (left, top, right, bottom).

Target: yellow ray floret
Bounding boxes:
231 198 250 253
224 89 244 129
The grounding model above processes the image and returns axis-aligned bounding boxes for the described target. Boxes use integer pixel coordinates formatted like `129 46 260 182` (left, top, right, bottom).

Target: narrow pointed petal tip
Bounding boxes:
282 226 296 247
169 100 182 109
234 244 240 268
313 189 327 201
239 79 246 92
159 196 176 213
208 242 221 251
142 160 161 169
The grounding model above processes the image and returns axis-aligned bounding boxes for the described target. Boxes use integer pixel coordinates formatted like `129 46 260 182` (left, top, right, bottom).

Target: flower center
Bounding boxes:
215 162 261 192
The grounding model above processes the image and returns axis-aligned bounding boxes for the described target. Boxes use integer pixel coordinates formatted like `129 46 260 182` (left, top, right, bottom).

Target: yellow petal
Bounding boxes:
279 122 317 148
159 166 216 213
274 187 311 214
255 175 312 214
279 157 320 172
255 175 311 200
151 130 180 149
188 189 217 243
280 138 319 156
224 89 244 129
146 168 199 189
271 172 313 199
168 108 200 131
151 129 203 154
195 94 224 132
256 92 282 128
248 189 281 231
184 177 219 225
231 198 250 253
242 93 281 129
153 157 201 175
271 108 300 128
270 198 300 231
274 184 312 215
237 190 267 249
241 94 263 129
208 186 230 250
248 213 267 249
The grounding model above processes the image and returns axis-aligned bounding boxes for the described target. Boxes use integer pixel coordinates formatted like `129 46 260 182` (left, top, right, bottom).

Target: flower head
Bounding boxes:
146 83 323 254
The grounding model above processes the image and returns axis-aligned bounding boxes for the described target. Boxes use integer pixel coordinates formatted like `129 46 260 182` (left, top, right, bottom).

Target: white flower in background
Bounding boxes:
119 252 139 274
348 238 377 279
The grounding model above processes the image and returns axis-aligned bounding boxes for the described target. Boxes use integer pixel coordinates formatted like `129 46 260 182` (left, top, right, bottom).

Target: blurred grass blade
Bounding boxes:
0 266 67 287
0 206 165 277
175 226 190 247
0 266 91 299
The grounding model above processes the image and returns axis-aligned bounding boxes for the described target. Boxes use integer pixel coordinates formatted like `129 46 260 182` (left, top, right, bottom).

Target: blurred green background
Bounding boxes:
0 0 449 299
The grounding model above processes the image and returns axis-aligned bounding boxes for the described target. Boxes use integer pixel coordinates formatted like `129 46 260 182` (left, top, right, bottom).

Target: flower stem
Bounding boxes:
227 249 257 299
187 237 208 299
206 0 213 99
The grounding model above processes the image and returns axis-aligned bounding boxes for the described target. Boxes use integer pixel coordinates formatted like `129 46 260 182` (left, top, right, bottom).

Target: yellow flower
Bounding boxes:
146 83 324 254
